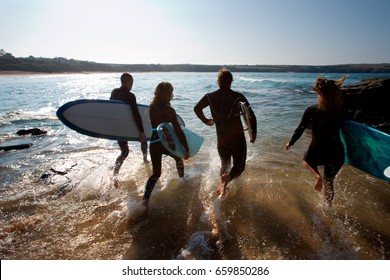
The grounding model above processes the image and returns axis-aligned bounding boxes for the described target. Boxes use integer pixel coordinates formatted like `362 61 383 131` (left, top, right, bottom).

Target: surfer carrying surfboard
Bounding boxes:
286 75 348 206
110 73 148 175
142 82 190 207
194 68 257 197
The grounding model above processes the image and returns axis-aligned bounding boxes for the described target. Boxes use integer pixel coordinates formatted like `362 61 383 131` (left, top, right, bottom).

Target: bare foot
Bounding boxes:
217 174 231 197
314 176 322 192
217 183 224 196
113 177 119 188
143 155 150 164
142 197 149 209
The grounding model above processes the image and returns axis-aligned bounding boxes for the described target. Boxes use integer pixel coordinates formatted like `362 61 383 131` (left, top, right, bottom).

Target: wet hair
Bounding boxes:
120 73 133 84
312 75 348 112
217 67 233 88
150 82 174 108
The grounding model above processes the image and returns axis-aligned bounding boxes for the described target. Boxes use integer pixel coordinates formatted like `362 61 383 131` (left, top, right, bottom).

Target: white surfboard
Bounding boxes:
156 122 204 158
56 99 185 141
239 101 254 142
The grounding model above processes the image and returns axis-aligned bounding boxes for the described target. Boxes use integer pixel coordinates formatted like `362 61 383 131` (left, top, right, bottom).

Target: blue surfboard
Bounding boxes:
56 99 184 141
340 120 390 181
156 122 204 158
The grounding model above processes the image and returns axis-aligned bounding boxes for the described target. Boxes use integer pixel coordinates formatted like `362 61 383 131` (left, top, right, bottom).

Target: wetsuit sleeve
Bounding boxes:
288 107 311 145
168 108 189 152
194 95 210 124
128 93 145 133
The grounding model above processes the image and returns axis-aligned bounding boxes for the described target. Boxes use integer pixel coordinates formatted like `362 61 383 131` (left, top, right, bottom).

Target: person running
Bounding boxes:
110 73 148 176
194 68 257 197
142 82 190 207
286 75 348 206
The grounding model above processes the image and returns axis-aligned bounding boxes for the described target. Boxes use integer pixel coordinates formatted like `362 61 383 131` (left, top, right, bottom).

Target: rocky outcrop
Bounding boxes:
341 77 390 134
16 128 47 136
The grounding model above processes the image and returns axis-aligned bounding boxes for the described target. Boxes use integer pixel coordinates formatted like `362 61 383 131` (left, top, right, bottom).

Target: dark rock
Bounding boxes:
40 174 50 179
341 77 390 134
0 143 32 152
16 128 47 136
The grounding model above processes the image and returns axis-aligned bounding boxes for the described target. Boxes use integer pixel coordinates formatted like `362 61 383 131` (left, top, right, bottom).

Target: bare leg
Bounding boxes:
114 141 129 176
141 141 149 163
303 161 322 192
322 176 334 207
143 175 159 208
176 158 184 177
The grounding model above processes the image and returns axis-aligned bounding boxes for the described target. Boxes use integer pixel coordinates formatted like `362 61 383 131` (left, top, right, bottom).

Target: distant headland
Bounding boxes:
1 49 390 74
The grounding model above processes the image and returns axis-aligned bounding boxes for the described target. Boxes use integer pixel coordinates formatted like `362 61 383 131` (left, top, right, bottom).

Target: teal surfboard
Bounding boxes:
156 122 204 158
340 120 390 181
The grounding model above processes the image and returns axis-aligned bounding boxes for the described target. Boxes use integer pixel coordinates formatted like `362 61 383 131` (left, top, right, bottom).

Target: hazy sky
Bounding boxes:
1 0 389 65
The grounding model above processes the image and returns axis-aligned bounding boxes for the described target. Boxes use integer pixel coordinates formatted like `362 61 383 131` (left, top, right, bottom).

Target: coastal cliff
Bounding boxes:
342 77 390 134
1 50 390 73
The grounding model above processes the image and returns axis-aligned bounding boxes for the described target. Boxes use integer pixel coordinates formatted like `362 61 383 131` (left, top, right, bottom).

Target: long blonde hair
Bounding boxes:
150 82 173 108
312 75 348 112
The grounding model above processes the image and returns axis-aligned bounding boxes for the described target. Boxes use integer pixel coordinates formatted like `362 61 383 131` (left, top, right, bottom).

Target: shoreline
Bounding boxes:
0 70 121 76
2 67 388 77
0 71 47 76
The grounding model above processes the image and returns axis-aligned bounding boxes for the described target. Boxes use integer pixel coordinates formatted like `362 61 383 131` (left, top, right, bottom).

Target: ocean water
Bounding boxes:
0 72 389 260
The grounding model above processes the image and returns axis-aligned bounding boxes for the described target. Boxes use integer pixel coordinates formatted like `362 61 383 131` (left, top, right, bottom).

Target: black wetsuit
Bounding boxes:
143 103 189 201
110 86 145 173
288 104 344 178
194 88 257 179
